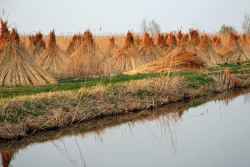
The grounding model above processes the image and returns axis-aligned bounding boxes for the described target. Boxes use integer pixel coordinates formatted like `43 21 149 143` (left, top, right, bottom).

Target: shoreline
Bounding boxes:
0 87 250 151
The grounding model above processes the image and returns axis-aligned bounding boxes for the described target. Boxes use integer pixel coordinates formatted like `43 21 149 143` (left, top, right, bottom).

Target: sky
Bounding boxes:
0 0 250 35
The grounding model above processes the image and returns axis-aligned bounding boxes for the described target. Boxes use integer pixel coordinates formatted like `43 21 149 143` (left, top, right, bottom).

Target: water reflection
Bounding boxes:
1 89 250 167
1 150 14 167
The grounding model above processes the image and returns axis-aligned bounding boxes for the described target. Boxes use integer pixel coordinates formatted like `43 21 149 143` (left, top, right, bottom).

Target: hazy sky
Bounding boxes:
1 0 250 35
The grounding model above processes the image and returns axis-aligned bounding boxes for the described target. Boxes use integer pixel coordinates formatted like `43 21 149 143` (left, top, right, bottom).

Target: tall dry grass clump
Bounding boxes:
214 69 241 91
36 30 69 77
0 26 57 86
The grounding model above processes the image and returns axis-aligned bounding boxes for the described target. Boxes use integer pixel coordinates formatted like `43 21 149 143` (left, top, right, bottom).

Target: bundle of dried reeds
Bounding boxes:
141 32 154 47
0 29 57 86
0 19 10 51
155 33 165 47
166 33 177 48
67 30 104 76
109 36 116 49
126 47 204 74
37 30 69 77
240 34 250 59
197 34 211 51
189 29 200 46
28 32 46 56
123 31 134 49
66 34 83 55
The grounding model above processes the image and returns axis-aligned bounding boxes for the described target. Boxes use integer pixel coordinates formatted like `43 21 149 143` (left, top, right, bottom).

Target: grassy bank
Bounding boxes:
0 62 250 140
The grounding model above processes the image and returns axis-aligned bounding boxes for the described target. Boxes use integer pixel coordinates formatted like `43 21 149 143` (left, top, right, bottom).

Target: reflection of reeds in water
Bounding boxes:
52 137 87 167
243 94 250 104
1 150 15 167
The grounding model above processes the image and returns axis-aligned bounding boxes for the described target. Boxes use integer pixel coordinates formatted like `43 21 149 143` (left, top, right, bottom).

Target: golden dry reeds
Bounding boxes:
189 29 200 46
240 34 250 59
166 33 177 48
28 32 46 56
142 32 154 47
155 33 165 47
197 34 211 51
0 20 10 51
211 32 243 64
67 30 104 76
126 47 204 74
123 31 134 49
36 30 69 77
0 29 57 86
66 34 83 55
109 36 116 49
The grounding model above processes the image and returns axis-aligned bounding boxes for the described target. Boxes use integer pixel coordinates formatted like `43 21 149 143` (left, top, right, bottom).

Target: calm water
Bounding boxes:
1 92 250 167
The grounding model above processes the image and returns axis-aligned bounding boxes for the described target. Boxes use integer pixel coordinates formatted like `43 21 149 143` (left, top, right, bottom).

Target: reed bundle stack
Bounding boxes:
155 33 165 47
240 34 250 59
28 32 46 56
126 47 204 74
0 28 57 86
166 33 177 48
0 20 10 51
68 30 104 76
37 30 69 77
189 29 200 46
212 33 242 64
66 34 83 55
123 31 134 49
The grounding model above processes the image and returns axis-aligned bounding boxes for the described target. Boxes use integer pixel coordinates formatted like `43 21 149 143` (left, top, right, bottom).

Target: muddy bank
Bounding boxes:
0 87 250 152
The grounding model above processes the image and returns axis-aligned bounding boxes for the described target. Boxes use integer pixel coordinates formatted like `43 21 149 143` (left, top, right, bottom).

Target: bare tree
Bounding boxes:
141 19 148 34
219 24 236 34
140 19 161 36
242 13 250 33
149 20 161 36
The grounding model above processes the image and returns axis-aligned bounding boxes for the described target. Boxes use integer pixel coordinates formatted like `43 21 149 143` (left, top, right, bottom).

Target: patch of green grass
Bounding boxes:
0 73 162 99
0 71 225 99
